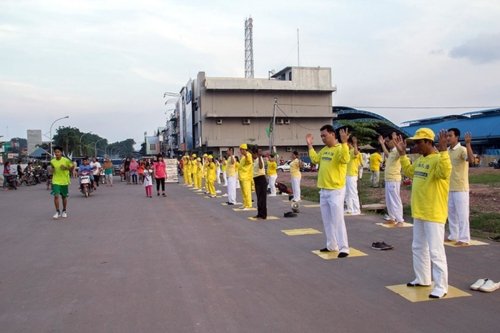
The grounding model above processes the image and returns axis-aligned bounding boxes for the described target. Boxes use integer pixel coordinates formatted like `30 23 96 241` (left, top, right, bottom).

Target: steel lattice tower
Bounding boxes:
244 17 254 78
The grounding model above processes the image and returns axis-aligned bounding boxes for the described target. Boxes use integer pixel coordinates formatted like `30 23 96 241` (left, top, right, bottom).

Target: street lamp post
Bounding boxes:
94 139 104 158
79 131 93 156
49 116 69 156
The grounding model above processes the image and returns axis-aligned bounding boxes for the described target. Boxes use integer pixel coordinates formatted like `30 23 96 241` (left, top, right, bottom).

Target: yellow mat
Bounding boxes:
344 213 365 217
444 240 489 247
312 248 367 260
233 207 257 212
386 284 471 302
204 195 222 198
303 204 321 208
248 216 280 221
362 203 386 210
376 222 413 228
282 228 322 236
196 192 204 195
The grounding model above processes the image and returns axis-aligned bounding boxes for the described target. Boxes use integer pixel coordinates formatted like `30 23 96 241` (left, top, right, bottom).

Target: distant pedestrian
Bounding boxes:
124 158 131 183
252 147 267 219
447 128 474 246
345 136 362 215
238 144 253 209
225 148 237 205
378 133 405 226
103 158 114 186
143 169 153 198
3 161 11 189
369 149 383 187
50 146 74 219
290 151 302 202
91 157 102 188
267 154 278 196
306 125 351 258
129 158 138 184
153 154 167 197
394 128 451 299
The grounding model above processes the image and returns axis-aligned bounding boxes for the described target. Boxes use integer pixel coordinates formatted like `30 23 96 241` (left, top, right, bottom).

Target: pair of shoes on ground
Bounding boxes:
226 202 234 205
53 211 67 219
488 235 500 242
319 248 349 258
470 278 500 292
371 241 393 250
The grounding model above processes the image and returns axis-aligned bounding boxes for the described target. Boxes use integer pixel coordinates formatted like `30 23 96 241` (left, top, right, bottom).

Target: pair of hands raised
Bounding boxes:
306 128 350 146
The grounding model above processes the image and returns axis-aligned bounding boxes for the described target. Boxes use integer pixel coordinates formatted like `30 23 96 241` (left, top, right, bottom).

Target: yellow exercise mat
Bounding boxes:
312 248 367 260
248 216 280 221
282 228 322 236
303 204 321 208
376 222 413 228
444 240 489 247
233 207 257 212
362 203 386 210
344 213 365 217
196 192 204 195
204 195 222 198
386 284 471 302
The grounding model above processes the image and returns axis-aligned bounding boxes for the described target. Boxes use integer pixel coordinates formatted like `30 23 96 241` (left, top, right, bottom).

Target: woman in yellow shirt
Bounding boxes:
290 151 302 202
267 154 278 196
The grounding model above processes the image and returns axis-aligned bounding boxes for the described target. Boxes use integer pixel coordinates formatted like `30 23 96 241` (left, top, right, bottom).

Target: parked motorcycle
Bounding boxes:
79 171 93 197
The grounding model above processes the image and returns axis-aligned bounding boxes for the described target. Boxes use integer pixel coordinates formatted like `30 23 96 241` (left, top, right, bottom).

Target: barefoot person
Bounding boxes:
306 125 351 258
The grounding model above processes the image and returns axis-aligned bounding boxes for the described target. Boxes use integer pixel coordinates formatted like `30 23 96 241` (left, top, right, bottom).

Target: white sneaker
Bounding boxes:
53 212 60 219
470 278 488 290
479 279 500 292
61 211 68 218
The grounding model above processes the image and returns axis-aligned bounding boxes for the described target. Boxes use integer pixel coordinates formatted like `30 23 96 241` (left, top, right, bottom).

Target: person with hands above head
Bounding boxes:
393 128 452 299
446 129 474 246
345 135 362 215
238 144 254 210
307 125 351 258
378 133 405 226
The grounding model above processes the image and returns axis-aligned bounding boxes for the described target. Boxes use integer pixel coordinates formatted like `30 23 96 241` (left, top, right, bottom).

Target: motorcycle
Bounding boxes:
4 175 18 190
79 171 93 197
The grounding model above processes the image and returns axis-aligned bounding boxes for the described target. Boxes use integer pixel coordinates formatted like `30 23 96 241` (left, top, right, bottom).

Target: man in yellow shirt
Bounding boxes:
290 151 302 202
225 148 237 205
50 146 74 219
206 155 217 197
369 149 383 187
378 133 404 226
266 154 278 196
306 125 351 258
252 147 267 219
191 154 198 189
345 136 362 215
394 128 451 299
447 128 474 246
238 144 253 209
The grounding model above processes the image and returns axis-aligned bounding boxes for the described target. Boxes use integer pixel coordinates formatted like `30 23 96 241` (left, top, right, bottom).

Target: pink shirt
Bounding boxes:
153 161 166 178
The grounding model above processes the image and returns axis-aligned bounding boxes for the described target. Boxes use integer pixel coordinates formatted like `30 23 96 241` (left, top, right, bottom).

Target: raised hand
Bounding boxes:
437 129 448 152
352 136 358 145
464 132 472 145
305 133 314 146
377 135 385 145
393 134 407 155
339 128 350 144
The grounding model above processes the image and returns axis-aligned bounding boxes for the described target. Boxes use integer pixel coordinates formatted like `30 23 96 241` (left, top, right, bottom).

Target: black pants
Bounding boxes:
156 177 165 192
94 175 100 187
254 175 268 218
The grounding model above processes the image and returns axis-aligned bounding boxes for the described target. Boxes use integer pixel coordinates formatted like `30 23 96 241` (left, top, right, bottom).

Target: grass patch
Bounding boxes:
470 211 500 234
301 186 320 203
469 173 500 186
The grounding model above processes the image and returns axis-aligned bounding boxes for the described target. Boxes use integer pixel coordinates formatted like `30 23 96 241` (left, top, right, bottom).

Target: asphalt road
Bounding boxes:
1 178 499 333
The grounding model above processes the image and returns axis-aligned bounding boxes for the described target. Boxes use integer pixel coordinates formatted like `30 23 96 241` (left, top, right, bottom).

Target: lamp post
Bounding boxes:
49 116 69 156
94 139 104 158
79 131 93 156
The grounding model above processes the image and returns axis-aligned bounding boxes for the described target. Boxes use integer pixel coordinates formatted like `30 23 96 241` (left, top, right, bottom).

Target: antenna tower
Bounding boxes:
244 17 254 78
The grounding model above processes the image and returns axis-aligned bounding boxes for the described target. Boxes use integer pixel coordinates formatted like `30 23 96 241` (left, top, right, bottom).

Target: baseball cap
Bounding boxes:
240 143 248 150
407 128 435 143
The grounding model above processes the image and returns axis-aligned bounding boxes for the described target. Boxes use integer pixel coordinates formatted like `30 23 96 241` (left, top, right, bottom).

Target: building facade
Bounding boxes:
166 66 336 157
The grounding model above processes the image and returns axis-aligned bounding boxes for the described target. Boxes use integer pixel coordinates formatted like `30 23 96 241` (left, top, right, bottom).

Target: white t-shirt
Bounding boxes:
91 162 102 176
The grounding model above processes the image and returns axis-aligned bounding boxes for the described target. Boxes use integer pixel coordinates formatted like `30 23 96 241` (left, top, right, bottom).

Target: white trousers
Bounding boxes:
412 219 448 296
222 171 227 186
345 176 360 214
370 170 380 187
385 181 404 222
268 175 277 195
448 191 470 243
216 169 221 184
227 175 237 204
291 176 301 201
358 167 364 179
320 188 349 253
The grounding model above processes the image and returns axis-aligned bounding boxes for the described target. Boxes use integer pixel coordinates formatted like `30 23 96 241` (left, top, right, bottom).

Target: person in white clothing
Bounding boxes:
446 128 474 246
345 136 362 215
225 148 238 205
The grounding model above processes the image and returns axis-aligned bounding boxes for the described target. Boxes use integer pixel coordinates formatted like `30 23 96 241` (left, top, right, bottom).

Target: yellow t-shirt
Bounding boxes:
401 151 451 223
384 148 402 181
238 152 253 181
191 160 198 175
221 160 227 172
290 158 301 178
347 149 362 177
449 143 469 191
253 156 266 177
309 143 350 190
370 152 383 171
267 160 277 176
51 157 73 185
226 156 236 177
206 162 216 181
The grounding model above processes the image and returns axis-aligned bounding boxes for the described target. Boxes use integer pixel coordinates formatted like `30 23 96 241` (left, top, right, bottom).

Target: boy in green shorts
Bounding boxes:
50 146 74 219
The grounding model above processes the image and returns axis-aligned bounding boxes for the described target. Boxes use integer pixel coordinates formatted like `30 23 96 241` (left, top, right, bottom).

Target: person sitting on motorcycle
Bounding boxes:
78 157 96 190
3 161 11 189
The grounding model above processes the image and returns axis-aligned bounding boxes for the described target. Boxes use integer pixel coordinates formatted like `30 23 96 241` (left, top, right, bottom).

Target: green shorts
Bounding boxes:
51 184 69 197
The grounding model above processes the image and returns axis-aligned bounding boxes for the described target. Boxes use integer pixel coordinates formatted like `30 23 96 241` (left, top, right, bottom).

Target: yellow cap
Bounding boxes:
203 153 208 157
197 157 201 161
192 154 196 157
239 143 248 150
208 155 213 159
407 128 435 142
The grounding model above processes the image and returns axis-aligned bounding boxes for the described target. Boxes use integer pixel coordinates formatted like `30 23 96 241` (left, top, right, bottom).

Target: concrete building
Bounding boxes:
167 66 336 157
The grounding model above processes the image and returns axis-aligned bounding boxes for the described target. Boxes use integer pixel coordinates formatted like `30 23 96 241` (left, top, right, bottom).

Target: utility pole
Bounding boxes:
269 98 277 153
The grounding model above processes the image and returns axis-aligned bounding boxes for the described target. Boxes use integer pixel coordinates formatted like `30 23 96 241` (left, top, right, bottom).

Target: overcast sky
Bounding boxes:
1 0 500 147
